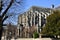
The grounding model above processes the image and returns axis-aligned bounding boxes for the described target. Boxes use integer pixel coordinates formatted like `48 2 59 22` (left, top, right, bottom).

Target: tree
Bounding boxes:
0 0 25 40
41 10 60 38
0 0 2 11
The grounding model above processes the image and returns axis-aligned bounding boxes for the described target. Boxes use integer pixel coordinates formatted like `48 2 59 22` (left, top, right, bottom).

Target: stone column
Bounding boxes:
25 28 26 38
26 12 28 27
19 16 22 26
30 9 33 27
17 24 20 37
30 14 32 26
25 12 28 37
27 27 29 38
39 13 41 29
39 13 41 26
33 13 35 26
39 34 41 38
18 15 22 37
36 11 39 33
31 16 32 26
22 14 24 27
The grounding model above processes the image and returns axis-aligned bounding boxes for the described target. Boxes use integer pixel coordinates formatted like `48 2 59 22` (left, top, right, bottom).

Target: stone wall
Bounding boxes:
11 38 59 40
2 37 60 40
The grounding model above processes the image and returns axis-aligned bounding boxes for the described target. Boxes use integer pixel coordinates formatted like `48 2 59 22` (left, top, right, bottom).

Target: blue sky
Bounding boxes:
25 0 60 10
3 0 60 25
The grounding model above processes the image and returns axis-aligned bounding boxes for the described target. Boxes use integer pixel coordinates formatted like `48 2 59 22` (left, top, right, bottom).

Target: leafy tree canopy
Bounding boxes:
41 10 60 36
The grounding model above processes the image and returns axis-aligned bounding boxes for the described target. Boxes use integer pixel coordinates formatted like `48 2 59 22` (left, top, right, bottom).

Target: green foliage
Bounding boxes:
33 32 39 38
41 10 60 36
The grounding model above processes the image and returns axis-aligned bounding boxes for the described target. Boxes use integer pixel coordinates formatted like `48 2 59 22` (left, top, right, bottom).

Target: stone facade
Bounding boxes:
2 24 18 40
18 6 52 38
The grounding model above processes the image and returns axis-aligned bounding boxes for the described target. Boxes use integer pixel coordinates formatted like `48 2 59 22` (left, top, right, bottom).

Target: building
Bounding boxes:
18 6 53 38
2 23 18 39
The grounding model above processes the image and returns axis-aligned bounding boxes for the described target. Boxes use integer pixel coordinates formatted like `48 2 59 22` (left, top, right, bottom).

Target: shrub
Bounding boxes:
33 32 39 38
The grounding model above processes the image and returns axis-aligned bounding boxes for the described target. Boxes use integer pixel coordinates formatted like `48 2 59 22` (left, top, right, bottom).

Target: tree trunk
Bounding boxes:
0 23 3 40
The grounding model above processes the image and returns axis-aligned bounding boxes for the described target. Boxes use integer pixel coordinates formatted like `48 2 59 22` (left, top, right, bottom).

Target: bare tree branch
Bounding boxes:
2 16 8 22
2 0 14 18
